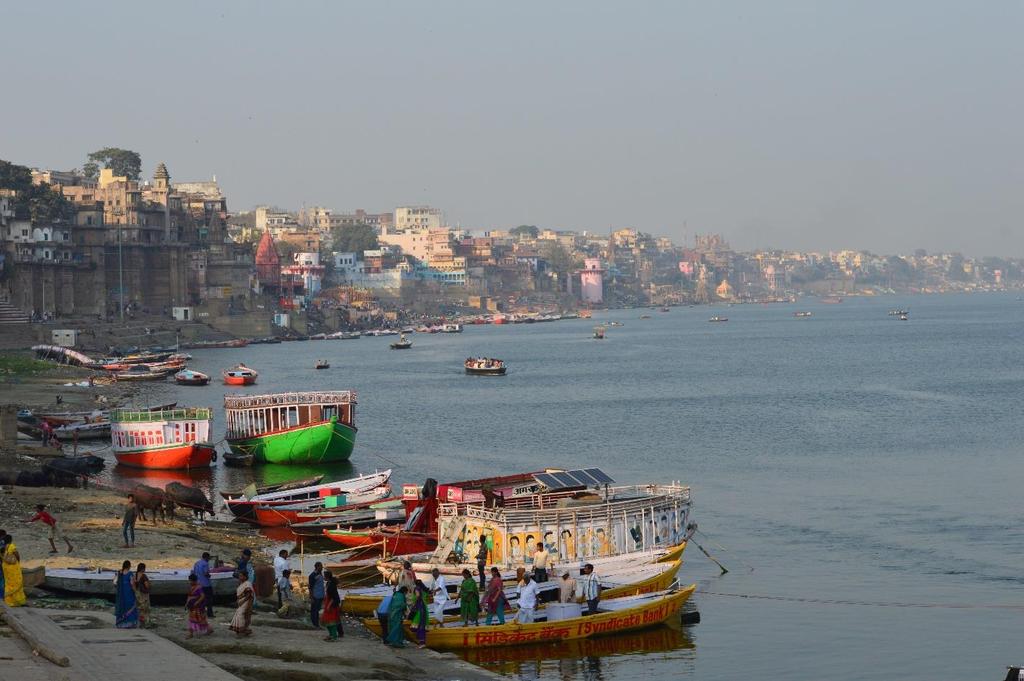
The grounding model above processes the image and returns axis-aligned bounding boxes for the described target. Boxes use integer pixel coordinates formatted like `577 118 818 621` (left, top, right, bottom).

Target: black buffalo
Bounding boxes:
164 482 214 521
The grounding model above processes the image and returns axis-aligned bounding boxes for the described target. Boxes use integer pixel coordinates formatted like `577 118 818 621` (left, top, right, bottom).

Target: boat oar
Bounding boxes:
692 537 729 574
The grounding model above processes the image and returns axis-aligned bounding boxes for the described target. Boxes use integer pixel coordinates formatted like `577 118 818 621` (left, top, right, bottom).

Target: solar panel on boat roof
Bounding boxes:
584 468 615 484
534 468 615 490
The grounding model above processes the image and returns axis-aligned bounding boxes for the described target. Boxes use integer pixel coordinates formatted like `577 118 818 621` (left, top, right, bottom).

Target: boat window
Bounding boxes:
289 407 299 427
322 405 336 421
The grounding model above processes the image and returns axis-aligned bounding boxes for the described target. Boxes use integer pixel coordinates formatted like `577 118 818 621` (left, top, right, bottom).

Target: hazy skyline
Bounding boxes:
3 1 1021 257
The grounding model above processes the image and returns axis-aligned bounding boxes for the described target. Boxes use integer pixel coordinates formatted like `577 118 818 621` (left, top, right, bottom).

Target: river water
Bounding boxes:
91 293 1024 680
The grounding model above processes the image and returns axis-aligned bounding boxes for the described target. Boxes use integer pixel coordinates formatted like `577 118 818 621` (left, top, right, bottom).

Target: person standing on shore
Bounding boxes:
409 580 429 648
320 573 342 641
133 563 152 628
235 548 255 584
273 549 290 609
192 552 214 617
2 532 26 607
113 560 139 628
308 562 325 628
122 495 137 548
26 504 74 554
376 589 393 644
385 586 408 647
185 574 212 638
229 571 255 637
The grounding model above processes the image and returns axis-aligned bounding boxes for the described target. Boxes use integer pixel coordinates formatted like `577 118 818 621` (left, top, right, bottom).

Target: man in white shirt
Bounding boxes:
273 549 290 608
515 573 538 624
581 563 601 614
429 568 448 626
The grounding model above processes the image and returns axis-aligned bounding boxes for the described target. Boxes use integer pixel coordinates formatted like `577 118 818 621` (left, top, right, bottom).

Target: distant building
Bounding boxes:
579 258 605 304
394 206 442 231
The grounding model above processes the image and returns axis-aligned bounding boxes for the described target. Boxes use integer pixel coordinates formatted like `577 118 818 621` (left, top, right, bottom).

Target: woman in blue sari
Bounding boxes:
386 585 408 647
113 560 139 628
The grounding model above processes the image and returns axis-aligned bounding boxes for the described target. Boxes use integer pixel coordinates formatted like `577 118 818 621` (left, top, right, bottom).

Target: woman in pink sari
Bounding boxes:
185 573 212 638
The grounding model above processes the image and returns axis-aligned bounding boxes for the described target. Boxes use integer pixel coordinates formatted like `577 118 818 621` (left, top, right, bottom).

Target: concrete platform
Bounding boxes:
0 606 241 681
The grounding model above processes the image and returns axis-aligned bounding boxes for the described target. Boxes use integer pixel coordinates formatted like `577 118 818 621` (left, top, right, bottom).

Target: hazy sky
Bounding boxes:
3 2 1022 256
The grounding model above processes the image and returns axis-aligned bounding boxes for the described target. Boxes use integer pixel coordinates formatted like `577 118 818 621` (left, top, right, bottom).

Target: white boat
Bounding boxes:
224 469 392 520
44 567 237 598
53 421 111 440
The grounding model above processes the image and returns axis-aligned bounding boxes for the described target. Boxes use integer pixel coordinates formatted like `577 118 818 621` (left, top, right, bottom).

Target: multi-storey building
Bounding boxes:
394 206 442 231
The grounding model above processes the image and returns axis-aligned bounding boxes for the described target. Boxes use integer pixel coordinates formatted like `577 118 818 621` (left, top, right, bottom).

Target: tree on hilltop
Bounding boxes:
0 159 73 223
330 223 379 254
85 148 142 181
510 225 539 239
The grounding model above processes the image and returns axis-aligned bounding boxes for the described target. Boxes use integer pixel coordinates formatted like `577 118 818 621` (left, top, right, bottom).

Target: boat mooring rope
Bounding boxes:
697 589 1024 610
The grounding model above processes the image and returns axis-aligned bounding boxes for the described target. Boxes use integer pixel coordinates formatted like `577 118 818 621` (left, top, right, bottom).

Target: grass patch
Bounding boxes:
0 353 57 376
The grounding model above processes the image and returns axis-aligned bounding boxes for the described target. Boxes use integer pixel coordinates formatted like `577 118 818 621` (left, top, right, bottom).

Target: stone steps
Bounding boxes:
0 299 30 324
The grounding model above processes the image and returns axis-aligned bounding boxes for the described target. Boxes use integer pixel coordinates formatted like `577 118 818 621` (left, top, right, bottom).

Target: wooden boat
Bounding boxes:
708 316 728 322
23 565 45 589
639 314 651 319
223 364 258 386
379 470 692 580
249 486 393 527
323 526 436 554
345 556 683 617
390 334 412 349
111 365 174 381
315 360 330 369
793 311 812 318
224 469 391 521
44 567 237 598
222 450 253 467
110 407 215 470
219 474 324 500
365 585 695 650
53 421 111 441
224 391 357 465
181 338 248 350
465 357 506 375
288 501 405 537
174 369 210 386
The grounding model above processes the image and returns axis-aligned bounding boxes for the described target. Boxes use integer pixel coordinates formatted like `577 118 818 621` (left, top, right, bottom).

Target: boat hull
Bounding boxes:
44 568 236 599
113 442 215 470
465 367 506 375
227 418 356 465
223 374 257 386
324 528 436 554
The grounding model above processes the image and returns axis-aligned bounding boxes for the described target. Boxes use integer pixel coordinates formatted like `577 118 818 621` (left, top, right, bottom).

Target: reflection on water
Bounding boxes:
460 623 696 679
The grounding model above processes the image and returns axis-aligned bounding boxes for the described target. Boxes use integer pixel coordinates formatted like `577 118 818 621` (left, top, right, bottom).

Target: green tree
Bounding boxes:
510 225 539 239
82 161 99 180
0 159 32 191
329 223 379 254
540 240 577 275
86 147 142 181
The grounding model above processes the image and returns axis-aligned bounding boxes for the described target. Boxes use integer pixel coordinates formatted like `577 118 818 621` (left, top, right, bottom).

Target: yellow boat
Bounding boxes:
365 584 696 650
342 555 683 617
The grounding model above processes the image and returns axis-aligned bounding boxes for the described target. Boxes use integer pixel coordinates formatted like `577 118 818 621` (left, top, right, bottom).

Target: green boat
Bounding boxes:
224 391 358 465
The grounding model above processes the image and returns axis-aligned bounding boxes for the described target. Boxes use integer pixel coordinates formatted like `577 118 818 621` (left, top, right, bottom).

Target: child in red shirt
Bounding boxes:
27 504 74 554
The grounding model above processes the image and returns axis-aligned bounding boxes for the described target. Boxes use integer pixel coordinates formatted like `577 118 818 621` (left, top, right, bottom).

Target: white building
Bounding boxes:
394 206 442 231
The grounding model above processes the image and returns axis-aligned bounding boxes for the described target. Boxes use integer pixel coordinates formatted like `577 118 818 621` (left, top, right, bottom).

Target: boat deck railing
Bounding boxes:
111 408 212 422
224 390 357 410
438 483 690 524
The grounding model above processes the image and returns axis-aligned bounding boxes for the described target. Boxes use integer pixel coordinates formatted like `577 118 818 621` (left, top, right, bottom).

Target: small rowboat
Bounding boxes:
249 487 393 527
465 357 506 375
708 316 728 323
53 421 111 441
44 567 237 599
323 526 436 554
364 585 696 650
175 369 210 386
219 474 324 500
224 470 392 521
111 365 175 382
223 364 258 385
315 360 330 369
390 334 412 350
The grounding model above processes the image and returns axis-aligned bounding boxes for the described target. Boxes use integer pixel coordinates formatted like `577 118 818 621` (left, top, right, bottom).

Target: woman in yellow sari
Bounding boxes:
3 535 27 607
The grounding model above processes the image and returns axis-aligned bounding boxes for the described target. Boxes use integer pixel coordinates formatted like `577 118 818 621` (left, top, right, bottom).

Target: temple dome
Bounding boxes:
154 162 169 181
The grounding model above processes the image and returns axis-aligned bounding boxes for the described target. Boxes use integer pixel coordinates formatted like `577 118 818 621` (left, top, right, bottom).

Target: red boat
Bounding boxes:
223 364 258 386
110 407 215 470
323 526 437 554
249 487 394 527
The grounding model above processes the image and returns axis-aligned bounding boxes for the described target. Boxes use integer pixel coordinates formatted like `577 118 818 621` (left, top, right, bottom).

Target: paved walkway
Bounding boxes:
1 606 242 681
